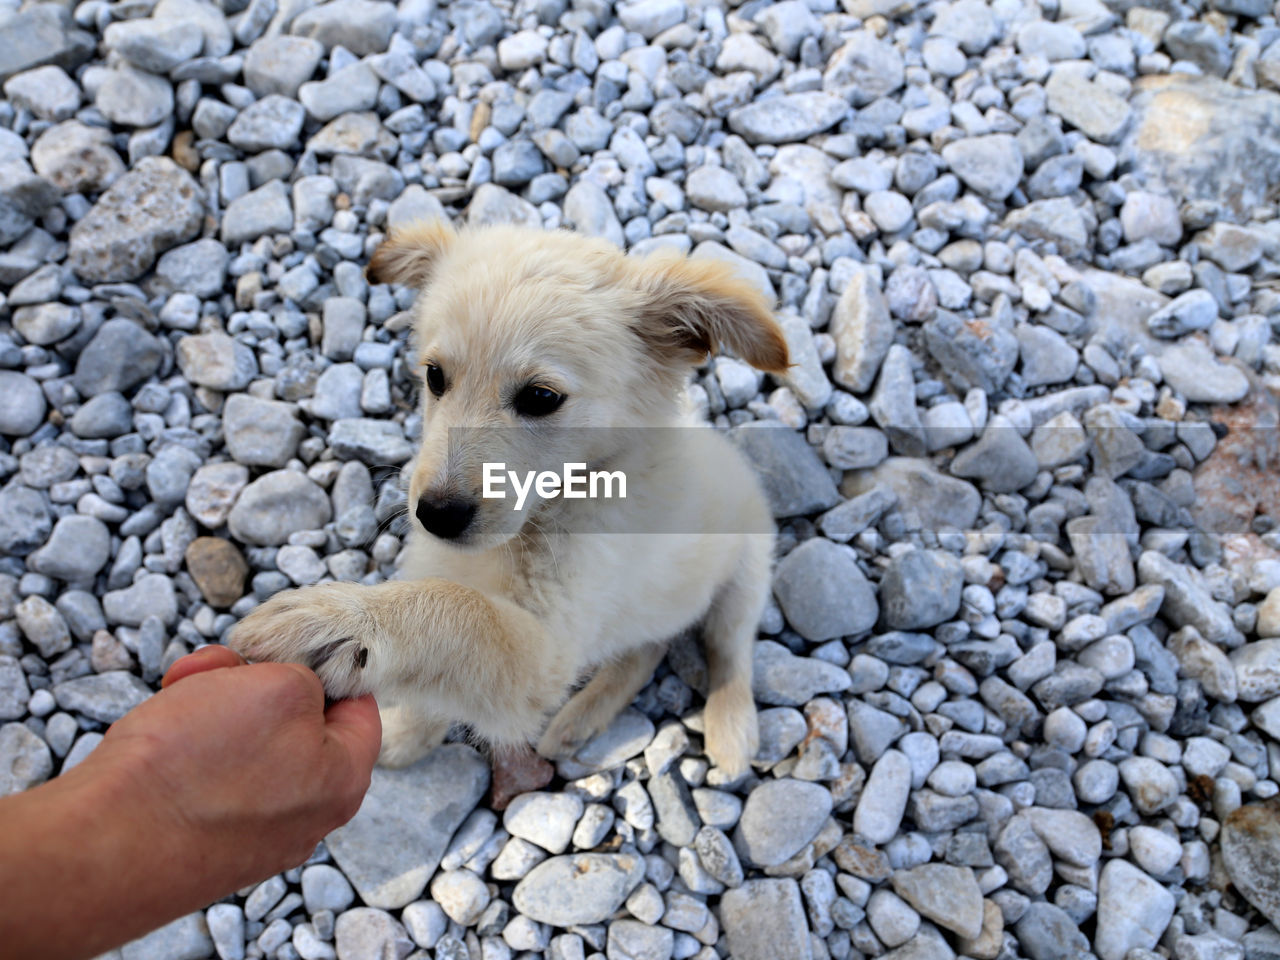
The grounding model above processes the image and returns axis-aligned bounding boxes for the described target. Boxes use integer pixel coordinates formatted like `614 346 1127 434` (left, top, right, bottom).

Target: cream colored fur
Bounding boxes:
229 223 789 778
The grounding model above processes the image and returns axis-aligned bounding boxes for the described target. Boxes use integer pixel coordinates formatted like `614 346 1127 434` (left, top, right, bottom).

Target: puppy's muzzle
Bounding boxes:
416 496 477 541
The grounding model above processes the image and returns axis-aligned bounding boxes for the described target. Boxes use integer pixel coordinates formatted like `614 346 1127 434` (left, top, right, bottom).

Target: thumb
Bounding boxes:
162 645 247 688
324 695 382 782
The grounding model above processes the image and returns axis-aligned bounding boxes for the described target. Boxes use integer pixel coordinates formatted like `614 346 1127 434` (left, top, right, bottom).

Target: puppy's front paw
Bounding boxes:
229 582 377 700
704 687 758 781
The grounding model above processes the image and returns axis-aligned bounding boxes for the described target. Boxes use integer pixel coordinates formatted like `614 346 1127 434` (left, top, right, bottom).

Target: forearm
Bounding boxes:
0 755 230 960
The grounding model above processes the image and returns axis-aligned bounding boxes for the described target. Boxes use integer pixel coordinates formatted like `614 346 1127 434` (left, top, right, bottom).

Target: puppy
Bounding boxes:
229 222 789 777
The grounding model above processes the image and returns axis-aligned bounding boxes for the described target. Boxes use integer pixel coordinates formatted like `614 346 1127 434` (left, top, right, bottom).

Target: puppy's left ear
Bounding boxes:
366 220 457 287
628 255 790 373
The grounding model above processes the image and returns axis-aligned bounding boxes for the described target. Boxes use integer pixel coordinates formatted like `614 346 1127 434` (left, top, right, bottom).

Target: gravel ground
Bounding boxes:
3 0 1280 957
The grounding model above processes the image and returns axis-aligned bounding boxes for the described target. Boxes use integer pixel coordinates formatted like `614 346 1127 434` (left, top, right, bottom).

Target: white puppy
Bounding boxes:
230 222 789 777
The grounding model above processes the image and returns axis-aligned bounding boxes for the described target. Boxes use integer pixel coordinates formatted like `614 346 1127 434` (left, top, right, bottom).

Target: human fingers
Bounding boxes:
161 645 247 688
322 695 382 787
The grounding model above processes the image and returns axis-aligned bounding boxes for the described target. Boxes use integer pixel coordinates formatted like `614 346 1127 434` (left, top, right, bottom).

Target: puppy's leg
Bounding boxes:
229 579 571 747
702 538 769 779
377 702 451 769
537 643 666 761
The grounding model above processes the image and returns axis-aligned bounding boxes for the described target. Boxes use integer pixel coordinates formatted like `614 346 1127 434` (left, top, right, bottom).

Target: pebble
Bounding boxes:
734 778 831 867
327 745 488 909
0 722 53 796
878 549 963 630
720 880 812 960
513 854 645 926
1095 860 1176 960
68 157 202 283
854 750 911 844
0 371 47 436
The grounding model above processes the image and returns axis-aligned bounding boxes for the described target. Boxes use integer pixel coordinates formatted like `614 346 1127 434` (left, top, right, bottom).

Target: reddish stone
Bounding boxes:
489 746 555 811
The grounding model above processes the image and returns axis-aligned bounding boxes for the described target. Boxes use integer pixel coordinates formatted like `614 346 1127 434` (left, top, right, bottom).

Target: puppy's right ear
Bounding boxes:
366 221 457 287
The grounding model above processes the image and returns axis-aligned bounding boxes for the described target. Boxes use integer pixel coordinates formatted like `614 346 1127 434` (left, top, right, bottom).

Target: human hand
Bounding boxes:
90 645 381 895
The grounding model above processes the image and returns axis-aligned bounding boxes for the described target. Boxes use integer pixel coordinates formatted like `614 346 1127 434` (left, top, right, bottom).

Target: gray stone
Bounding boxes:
753 640 853 706
467 183 541 228
177 333 257 391
720 879 813 960
891 864 983 939
0 161 59 246
512 853 646 925
607 919 674 960
31 121 124 194
68 157 202 283
1094 860 1175 960
103 574 178 627
562 180 623 246
870 345 926 457
222 179 293 246
1138 550 1240 645
1147 289 1217 338
618 0 686 37
685 166 746 212
824 31 905 103
1121 191 1182 246
572 708 655 771
1015 902 1090 960
0 657 30 721
0 5 93 85
0 371 46 436
13 303 77 347
223 395 305 468
155 239 229 299
728 93 848 145
1122 76 1280 222
1158 340 1250 404
3 65 80 121
504 792 583 854
942 135 1023 201
329 419 415 466
103 18 204 73
299 64 380 122
290 0 396 55
950 415 1039 493
30 515 111 581
1045 67 1131 144
53 671 151 723
880 549 963 629
74 319 164 396
830 267 893 393
729 423 840 519
1005 197 1089 257
227 95 305 152
70 391 132 442
854 750 911 843
244 35 324 97
93 65 173 127
0 722 52 796
1221 800 1280 930
734 779 831 867
300 865 353 916
922 310 1018 395
332 908 412 960
1017 325 1078 386
773 538 877 642
0 487 52 556
327 744 488 909
228 470 332 546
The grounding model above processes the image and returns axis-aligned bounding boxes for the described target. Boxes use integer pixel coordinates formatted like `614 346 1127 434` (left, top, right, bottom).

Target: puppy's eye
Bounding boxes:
425 362 446 397
514 384 565 417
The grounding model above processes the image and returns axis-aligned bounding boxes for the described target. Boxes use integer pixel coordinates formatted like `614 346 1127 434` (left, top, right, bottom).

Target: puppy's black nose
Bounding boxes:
416 497 477 540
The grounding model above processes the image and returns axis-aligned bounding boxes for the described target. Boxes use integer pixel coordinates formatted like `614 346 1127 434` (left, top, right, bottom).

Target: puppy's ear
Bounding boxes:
366 220 457 287
628 255 789 373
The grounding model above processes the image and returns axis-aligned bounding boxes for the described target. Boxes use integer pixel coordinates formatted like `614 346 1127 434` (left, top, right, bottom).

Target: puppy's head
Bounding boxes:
368 221 788 547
